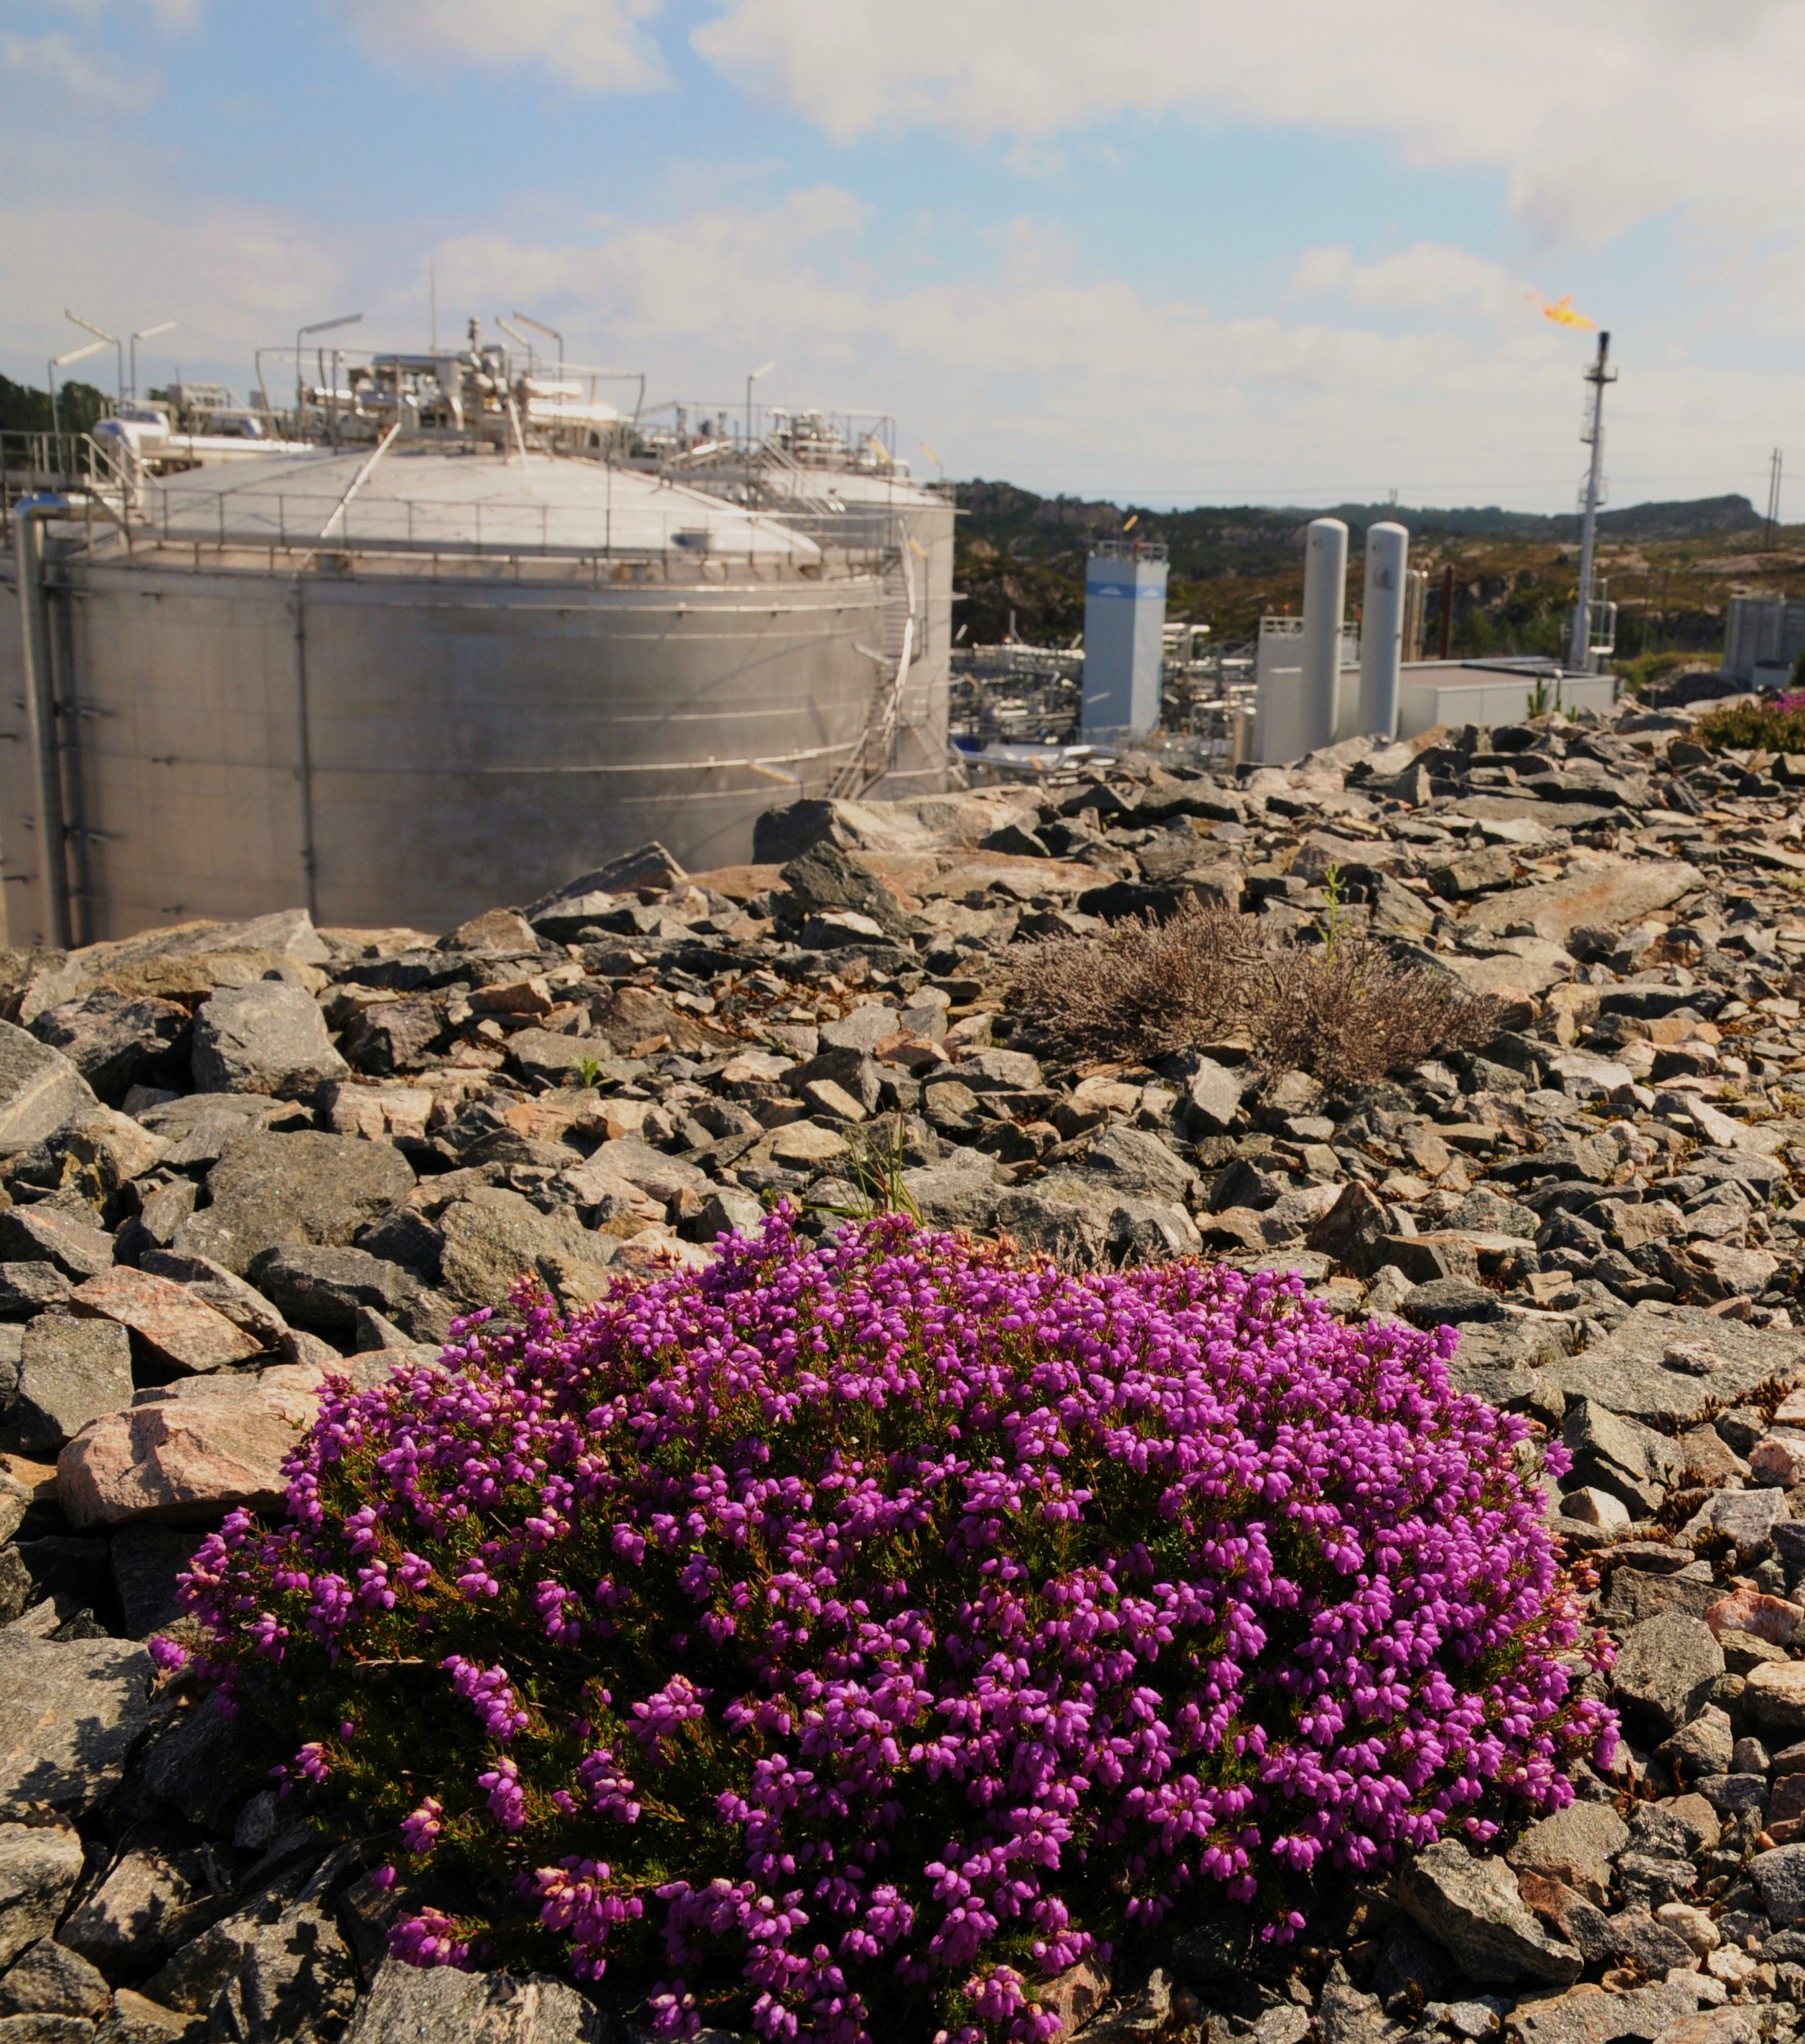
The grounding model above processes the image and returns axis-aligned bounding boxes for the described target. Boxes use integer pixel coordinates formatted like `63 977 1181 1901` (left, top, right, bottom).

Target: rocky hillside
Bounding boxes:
0 704 1801 2039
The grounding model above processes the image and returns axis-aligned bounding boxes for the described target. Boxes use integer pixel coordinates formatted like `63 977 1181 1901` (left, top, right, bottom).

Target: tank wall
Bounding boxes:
0 563 25 950
877 492 955 796
34 559 885 939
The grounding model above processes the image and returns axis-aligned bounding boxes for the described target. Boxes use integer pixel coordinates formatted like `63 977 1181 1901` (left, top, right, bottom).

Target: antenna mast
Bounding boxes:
1567 329 1616 673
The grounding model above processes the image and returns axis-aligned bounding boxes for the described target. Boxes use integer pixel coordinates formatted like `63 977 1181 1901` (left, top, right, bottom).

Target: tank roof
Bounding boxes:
143 444 824 561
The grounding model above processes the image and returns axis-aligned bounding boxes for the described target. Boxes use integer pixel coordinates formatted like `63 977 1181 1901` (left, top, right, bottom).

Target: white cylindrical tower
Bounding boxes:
1298 517 1348 754
1359 520 1409 739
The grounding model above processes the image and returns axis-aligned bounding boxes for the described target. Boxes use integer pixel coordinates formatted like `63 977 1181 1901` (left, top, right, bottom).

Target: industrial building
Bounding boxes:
1 336 952 946
1081 539 1168 738
1723 593 1805 688
1250 517 1616 761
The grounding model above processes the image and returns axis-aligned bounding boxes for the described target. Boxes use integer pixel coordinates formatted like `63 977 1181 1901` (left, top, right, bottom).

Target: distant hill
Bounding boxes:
1311 494 1758 542
955 480 1761 561
952 480 1756 653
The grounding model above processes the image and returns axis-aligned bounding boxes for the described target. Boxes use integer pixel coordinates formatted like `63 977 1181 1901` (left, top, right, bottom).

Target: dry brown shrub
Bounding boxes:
1008 899 1258 1062
1245 938 1500 1087
1009 906 1499 1084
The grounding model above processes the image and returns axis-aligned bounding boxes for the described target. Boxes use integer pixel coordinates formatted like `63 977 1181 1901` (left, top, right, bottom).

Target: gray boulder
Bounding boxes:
436 1189 616 1310
0 1635 153 1819
1611 1613 1725 1735
245 1246 419 1335
0 1211 113 1283
1755 1842 1805 1927
0 1942 111 2020
11 1318 133 1455
993 1181 1109 1268
1562 1399 1675 1519
1106 1197 1202 1263
345 1958 607 2043
779 843 922 942
1397 1837 1582 1984
1401 1278 1504 1328
1506 1801 1630 1905
954 1047 1044 1093
110 1527 205 1640
1540 1301 1805 1429
59 1844 230 1979
190 983 347 1099
0 1026 96 1153
817 1005 903 1055
689 1189 765 1242
172 1133 414 1276
152 1897 355 2040
1684 1487 1787 1562
1181 1059 1244 1136
339 996 444 1076
0 1267 72 1321
901 1148 1003 1231
131 1694 253 1827
1077 1125 1196 1204
32 994 189 1102
0 1827 85 1969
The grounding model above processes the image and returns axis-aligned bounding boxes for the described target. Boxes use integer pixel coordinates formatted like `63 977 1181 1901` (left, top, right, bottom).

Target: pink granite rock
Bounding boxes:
56 1365 330 1528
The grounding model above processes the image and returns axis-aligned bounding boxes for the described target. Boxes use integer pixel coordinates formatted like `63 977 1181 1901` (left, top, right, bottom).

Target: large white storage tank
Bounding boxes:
0 444 894 944
775 466 954 798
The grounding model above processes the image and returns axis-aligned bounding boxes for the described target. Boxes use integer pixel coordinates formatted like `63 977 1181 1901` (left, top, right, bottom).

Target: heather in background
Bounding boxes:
1008 906 1496 1081
178 1216 1611 2044
1694 690 1805 754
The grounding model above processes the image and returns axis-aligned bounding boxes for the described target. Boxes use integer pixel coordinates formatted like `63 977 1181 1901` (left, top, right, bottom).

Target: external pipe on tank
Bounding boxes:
1298 517 1348 755
11 497 79 950
1359 521 1410 739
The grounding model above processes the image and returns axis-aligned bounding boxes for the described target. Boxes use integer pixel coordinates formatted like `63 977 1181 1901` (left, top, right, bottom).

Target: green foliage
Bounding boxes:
1694 696 1805 755
0 373 110 436
806 1113 921 1222
1321 864 1346 964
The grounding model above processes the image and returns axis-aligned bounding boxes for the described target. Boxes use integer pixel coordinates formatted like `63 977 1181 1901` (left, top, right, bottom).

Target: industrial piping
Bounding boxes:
1359 520 1409 739
11 497 78 951
1299 517 1348 754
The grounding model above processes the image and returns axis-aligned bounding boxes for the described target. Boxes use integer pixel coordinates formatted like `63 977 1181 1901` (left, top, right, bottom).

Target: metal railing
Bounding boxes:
86 481 904 578
0 430 113 511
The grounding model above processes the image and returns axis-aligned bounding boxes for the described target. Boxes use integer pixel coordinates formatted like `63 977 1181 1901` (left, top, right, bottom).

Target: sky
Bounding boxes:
3 0 1804 514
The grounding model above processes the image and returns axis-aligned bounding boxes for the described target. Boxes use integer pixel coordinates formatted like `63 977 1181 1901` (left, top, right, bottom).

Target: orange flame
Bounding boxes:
1537 294 1597 331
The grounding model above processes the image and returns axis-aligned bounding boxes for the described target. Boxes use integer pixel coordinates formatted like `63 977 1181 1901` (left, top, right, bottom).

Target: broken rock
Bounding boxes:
69 1267 263 1374
57 1364 337 1528
1397 1837 1582 1984
190 980 348 1099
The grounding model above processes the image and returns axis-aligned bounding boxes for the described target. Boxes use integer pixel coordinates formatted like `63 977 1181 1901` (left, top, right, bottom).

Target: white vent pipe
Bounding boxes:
1359 520 1409 739
1299 517 1347 754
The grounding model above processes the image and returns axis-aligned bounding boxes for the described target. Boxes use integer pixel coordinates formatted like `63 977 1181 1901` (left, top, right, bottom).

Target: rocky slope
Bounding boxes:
0 703 1799 2040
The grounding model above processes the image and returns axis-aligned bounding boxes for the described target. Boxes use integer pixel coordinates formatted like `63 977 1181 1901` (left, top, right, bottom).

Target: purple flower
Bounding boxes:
182 1211 1613 2044
400 1798 444 1855
147 1634 189 1675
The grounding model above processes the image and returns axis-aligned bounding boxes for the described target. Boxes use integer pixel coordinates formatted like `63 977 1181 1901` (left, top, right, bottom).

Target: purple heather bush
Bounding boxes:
177 1212 1613 2044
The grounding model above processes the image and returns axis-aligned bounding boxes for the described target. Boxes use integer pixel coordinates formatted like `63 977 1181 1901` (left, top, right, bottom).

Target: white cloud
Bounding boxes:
1 29 154 107
0 174 1788 512
374 195 1805 507
691 0 1805 260
1291 243 1533 322
336 0 669 92
0 193 347 397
